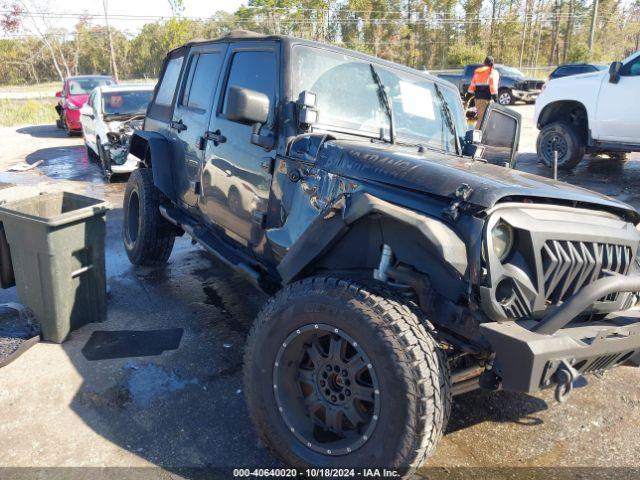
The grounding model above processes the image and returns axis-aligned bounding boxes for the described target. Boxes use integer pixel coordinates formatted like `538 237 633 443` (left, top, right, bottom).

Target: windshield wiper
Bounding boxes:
369 64 396 144
433 83 461 156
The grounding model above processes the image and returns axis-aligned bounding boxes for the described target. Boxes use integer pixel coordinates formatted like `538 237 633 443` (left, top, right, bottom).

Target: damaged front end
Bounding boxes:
104 116 144 173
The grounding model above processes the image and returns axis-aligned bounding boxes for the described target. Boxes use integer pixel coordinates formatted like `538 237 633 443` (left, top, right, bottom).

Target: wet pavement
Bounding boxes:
0 107 638 476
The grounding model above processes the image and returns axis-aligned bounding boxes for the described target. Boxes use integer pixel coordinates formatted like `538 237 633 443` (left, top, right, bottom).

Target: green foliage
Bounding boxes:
567 43 591 63
0 99 58 126
446 43 486 67
0 0 638 85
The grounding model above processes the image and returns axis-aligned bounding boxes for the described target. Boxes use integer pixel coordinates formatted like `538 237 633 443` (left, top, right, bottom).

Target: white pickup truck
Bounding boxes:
534 51 640 170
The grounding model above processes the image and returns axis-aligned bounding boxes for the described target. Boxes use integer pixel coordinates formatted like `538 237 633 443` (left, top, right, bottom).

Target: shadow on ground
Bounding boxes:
16 124 70 139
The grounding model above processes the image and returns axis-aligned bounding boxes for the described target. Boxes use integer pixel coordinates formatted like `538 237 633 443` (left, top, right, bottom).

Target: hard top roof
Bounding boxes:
169 30 445 85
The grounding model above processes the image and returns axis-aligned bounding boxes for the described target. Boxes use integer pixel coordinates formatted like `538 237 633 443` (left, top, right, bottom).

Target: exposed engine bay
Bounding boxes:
104 115 144 165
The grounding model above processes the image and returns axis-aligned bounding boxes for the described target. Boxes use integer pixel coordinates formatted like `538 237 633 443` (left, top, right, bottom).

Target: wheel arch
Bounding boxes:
537 100 589 140
128 131 177 202
276 193 468 302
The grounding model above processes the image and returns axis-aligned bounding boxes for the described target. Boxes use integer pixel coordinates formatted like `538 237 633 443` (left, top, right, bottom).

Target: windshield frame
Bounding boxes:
289 43 467 152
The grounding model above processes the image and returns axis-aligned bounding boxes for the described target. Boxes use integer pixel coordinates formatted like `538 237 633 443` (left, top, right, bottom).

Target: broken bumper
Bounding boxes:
480 275 640 392
110 153 140 174
511 89 541 102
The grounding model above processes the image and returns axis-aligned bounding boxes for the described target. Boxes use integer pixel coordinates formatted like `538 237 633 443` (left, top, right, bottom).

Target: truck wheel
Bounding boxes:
244 277 451 473
498 88 514 105
123 168 176 266
536 121 585 170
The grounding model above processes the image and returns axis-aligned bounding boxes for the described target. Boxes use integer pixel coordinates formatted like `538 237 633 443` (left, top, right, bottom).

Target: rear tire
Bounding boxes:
536 121 585 170
123 168 176 266
244 277 451 475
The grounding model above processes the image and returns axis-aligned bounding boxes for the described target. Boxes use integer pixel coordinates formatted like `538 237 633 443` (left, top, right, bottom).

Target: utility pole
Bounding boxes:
588 0 598 53
103 0 119 81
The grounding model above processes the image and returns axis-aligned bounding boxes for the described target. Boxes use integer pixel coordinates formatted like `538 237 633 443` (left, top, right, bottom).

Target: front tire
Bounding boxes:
536 121 585 170
97 141 112 181
123 168 176 266
244 277 451 474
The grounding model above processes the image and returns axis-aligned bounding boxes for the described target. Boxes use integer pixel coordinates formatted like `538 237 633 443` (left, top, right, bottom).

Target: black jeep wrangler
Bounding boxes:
123 30 640 474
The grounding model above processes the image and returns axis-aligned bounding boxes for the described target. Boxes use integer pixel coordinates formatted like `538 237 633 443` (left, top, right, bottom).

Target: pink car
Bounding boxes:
55 75 115 134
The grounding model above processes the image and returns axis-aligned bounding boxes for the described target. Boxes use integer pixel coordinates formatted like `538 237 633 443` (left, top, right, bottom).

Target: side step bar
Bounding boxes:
159 205 267 292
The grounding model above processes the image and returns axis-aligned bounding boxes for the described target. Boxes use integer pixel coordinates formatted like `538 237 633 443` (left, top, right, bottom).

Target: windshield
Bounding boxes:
496 66 525 77
291 45 466 153
102 90 153 116
67 77 114 95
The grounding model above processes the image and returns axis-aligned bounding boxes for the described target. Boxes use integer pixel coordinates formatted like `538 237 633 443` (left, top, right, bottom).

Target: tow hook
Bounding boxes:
553 360 580 403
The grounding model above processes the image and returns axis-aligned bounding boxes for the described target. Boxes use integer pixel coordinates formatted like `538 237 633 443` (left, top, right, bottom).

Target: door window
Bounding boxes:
222 51 276 125
156 56 184 106
622 56 640 76
181 52 224 110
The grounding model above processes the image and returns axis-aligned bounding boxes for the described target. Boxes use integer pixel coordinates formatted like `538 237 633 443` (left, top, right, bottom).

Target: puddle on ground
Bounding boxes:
124 362 198 407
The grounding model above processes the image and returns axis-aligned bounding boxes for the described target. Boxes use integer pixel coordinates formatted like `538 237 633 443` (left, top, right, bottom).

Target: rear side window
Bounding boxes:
222 51 276 122
181 52 224 110
155 56 184 106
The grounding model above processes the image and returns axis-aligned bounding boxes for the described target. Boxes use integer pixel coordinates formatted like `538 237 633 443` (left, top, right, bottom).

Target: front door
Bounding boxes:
200 43 279 257
170 45 227 207
595 55 640 143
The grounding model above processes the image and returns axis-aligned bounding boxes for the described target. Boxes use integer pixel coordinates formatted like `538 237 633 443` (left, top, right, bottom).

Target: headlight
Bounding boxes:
491 222 514 261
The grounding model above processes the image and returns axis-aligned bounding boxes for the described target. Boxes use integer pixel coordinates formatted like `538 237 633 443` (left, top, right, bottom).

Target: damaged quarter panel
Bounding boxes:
271 135 478 302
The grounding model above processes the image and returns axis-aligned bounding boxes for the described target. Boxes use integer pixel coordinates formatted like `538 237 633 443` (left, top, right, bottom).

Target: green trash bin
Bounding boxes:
0 191 111 343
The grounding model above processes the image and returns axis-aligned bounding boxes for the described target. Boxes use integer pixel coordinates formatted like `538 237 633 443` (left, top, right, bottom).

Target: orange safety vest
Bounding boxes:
468 65 499 97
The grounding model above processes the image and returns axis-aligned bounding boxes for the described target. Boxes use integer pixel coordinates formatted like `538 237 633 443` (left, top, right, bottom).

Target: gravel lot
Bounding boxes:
0 104 638 478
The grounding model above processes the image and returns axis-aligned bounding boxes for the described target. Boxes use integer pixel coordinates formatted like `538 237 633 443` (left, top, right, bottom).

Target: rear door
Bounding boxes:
81 90 97 146
595 55 640 142
199 42 279 256
169 44 227 207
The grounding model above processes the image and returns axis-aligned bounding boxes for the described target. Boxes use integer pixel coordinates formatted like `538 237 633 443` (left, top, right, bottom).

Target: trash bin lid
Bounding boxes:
0 191 111 227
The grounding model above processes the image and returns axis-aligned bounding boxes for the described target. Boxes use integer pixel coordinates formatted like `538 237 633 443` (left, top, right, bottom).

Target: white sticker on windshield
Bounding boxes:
399 80 435 120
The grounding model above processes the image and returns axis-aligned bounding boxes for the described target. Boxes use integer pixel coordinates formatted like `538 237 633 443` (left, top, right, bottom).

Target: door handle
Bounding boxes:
170 119 187 132
204 129 227 146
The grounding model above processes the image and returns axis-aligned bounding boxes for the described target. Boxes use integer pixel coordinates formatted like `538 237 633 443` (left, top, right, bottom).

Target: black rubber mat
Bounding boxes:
81 328 184 361
0 303 40 368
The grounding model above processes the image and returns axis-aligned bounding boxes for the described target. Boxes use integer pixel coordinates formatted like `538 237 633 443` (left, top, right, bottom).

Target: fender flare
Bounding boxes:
277 192 468 285
129 131 177 202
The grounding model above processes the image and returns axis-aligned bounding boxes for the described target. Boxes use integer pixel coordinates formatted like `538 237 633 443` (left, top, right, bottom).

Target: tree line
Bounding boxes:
1 0 639 85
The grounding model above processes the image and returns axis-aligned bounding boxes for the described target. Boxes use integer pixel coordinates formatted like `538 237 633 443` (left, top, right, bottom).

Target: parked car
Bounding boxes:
535 51 640 170
80 84 154 179
548 63 608 80
55 75 115 134
438 63 545 105
123 31 640 476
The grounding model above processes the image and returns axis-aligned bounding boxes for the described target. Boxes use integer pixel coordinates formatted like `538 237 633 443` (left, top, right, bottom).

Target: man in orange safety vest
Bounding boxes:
466 56 500 124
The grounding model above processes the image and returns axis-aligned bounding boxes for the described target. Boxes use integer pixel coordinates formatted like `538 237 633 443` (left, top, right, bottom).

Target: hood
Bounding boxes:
316 140 639 221
66 94 89 107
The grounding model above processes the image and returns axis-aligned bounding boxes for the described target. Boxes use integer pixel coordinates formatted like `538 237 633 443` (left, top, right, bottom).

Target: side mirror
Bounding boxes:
80 105 94 119
462 129 484 160
609 61 623 84
477 103 521 168
225 85 273 150
55 90 63 98
226 85 269 125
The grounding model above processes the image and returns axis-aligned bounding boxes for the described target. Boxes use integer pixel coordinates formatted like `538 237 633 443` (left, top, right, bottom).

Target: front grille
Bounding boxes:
541 240 632 305
516 80 544 91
